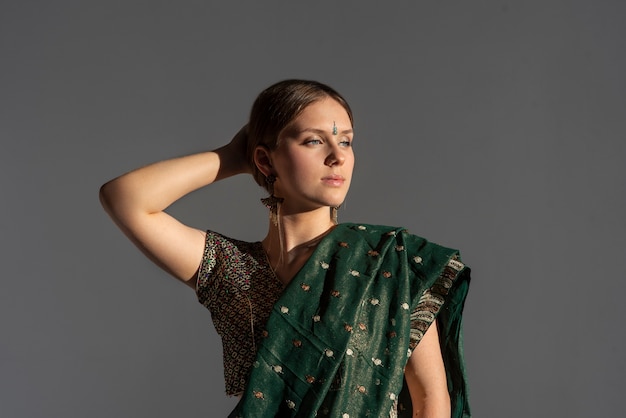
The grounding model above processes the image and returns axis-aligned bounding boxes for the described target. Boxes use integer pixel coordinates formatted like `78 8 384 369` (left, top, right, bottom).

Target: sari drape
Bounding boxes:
229 223 471 417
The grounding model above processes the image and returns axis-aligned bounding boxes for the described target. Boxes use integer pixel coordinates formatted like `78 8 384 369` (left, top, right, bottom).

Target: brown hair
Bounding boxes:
247 79 353 190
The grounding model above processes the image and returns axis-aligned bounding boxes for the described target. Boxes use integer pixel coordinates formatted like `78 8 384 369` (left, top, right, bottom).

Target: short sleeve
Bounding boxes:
195 231 225 304
195 230 258 306
408 254 469 350
194 230 284 396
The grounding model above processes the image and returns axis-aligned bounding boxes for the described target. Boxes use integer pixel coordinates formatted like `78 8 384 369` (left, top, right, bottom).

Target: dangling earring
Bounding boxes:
331 206 340 224
260 174 283 227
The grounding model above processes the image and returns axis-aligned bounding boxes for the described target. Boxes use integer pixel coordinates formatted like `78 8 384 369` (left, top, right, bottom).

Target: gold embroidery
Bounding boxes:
409 257 464 348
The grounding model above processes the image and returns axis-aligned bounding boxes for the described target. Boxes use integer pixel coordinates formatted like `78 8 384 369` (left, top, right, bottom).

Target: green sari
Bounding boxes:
229 223 471 417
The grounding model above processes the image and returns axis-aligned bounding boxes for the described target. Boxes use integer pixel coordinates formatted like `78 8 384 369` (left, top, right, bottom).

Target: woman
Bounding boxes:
100 79 471 417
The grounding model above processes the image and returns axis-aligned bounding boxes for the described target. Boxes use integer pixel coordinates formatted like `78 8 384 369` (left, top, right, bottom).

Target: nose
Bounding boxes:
324 144 346 167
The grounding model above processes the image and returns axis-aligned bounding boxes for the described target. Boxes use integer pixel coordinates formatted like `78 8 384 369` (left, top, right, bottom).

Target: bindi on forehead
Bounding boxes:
292 127 353 136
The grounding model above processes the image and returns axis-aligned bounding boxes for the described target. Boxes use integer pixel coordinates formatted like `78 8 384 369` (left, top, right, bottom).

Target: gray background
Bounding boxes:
1 1 625 417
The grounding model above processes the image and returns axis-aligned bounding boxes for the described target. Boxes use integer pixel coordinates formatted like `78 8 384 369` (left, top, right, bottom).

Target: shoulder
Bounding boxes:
201 230 261 257
336 223 446 249
335 223 467 270
333 223 406 243
196 230 269 297
198 231 265 282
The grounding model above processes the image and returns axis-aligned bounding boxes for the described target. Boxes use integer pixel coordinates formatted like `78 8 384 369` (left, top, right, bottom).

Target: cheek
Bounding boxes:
277 157 313 185
286 153 316 174
345 154 356 174
271 152 298 176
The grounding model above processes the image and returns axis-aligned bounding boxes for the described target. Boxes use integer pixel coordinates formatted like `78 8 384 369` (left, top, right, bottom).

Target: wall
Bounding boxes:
1 1 624 416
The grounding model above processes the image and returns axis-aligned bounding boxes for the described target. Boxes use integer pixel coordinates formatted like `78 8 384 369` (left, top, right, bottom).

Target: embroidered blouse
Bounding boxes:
196 231 283 396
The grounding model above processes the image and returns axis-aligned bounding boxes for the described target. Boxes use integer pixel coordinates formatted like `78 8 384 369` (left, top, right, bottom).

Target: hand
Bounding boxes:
223 124 252 175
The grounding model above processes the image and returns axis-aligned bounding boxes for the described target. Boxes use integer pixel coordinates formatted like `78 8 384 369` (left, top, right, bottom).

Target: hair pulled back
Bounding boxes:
247 79 353 191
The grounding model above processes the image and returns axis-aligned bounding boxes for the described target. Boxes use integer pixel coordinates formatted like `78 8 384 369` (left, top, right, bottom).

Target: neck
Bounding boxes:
262 206 336 279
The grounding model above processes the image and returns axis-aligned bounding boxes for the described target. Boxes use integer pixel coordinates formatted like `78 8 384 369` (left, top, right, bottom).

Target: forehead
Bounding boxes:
290 98 352 129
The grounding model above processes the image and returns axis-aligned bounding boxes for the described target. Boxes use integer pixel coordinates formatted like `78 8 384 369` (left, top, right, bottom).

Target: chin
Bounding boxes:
328 191 349 204
306 193 348 210
325 199 346 208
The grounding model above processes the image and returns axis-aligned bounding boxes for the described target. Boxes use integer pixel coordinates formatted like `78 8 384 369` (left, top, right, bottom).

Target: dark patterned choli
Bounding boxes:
196 231 283 396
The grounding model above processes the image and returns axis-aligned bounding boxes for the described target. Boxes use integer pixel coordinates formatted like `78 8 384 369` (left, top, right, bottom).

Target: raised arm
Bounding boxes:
99 127 250 288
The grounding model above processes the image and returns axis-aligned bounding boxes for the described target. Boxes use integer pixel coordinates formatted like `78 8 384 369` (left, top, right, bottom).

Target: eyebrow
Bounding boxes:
298 128 354 135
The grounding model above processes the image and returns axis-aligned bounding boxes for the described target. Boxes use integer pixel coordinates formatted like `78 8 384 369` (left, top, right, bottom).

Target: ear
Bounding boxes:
253 145 275 178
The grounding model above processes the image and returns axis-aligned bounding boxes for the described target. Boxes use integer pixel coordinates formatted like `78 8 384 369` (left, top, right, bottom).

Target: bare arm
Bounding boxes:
404 321 451 418
99 127 250 288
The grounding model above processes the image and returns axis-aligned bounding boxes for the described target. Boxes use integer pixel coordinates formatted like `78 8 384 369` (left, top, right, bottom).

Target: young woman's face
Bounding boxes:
270 97 354 214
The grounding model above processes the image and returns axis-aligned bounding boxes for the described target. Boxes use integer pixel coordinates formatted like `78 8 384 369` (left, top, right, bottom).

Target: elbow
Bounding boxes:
416 389 451 418
411 393 451 418
99 181 115 214
99 179 148 227
99 179 128 219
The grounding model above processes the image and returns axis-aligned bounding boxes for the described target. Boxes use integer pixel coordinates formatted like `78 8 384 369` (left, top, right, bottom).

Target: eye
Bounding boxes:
304 138 323 145
339 138 352 147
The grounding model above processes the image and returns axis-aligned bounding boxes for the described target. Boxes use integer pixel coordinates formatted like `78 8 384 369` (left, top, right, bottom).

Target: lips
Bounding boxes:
321 175 345 186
